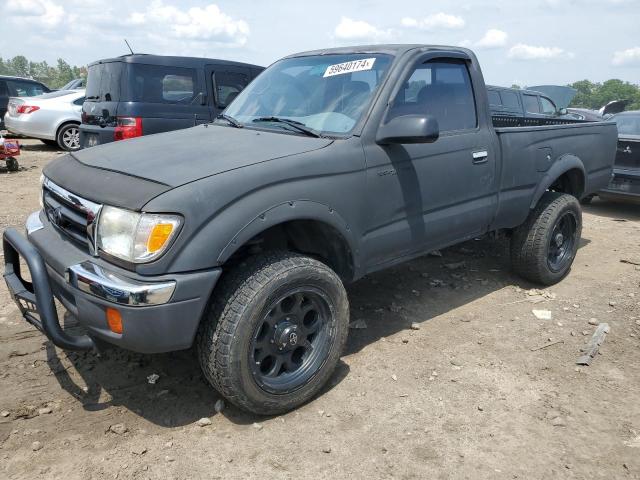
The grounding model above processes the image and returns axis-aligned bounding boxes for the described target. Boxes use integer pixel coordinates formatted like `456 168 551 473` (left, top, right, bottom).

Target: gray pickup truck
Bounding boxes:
3 45 617 415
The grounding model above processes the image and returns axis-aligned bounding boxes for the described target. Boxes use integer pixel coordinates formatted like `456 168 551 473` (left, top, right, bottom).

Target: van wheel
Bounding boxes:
56 123 80 151
511 192 582 286
197 251 349 415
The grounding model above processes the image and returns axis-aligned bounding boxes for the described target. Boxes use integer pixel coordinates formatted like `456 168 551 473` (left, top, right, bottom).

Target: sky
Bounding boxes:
1 0 639 87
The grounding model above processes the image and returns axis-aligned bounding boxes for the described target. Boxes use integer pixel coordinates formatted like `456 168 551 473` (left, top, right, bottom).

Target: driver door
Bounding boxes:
361 58 498 270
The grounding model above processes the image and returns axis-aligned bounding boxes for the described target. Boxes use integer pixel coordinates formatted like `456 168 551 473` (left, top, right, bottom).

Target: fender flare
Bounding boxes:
217 200 359 268
529 154 585 209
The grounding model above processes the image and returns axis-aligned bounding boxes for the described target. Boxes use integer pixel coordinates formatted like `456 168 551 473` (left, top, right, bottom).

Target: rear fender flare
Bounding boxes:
529 154 585 209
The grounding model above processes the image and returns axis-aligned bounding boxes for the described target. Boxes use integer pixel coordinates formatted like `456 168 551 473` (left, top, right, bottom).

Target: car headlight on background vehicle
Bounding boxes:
97 206 182 263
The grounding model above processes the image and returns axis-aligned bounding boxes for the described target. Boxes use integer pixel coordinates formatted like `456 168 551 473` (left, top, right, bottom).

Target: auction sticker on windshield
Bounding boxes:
323 58 376 77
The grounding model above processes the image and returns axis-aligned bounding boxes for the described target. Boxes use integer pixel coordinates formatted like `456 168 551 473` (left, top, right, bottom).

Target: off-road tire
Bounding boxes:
510 192 582 285
197 251 349 415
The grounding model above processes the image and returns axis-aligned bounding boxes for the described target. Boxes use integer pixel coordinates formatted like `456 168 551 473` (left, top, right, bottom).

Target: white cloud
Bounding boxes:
401 13 465 30
333 17 393 41
128 1 249 46
6 0 64 27
612 47 640 66
475 29 508 49
508 43 574 60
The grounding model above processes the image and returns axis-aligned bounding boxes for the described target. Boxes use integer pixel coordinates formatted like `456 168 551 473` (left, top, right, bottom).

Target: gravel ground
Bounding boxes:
1 140 639 480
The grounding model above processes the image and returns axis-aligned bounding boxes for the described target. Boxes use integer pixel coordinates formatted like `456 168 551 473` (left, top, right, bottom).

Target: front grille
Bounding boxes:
42 178 102 254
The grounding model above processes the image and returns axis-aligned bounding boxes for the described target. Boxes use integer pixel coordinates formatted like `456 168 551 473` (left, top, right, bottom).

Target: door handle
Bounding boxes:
472 150 488 164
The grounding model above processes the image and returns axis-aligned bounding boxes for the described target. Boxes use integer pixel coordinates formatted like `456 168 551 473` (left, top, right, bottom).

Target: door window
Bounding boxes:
488 90 501 106
500 91 520 110
213 71 249 108
523 94 541 113
540 96 556 115
388 59 477 132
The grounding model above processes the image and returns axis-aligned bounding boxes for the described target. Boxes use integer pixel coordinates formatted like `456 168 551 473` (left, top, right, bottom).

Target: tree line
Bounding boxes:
2 54 639 110
511 79 640 111
0 56 87 89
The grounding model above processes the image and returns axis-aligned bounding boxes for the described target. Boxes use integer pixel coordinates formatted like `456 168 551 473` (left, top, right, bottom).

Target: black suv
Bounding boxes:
79 54 263 148
0 75 51 129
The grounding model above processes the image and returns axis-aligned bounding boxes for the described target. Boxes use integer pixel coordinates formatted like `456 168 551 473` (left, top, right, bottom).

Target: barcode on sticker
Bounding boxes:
323 58 376 77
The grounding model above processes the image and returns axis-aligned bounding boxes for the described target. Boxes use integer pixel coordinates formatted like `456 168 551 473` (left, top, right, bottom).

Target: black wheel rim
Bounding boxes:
250 288 333 394
547 211 577 272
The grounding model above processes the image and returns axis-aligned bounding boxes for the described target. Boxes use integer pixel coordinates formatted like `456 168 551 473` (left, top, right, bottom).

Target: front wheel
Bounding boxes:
510 192 582 285
197 251 349 415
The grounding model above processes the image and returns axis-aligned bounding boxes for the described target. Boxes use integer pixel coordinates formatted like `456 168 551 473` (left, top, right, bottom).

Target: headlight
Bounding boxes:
97 206 182 263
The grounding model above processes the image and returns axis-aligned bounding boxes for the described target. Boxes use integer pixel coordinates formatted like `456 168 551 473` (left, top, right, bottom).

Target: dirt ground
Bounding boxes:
0 139 639 480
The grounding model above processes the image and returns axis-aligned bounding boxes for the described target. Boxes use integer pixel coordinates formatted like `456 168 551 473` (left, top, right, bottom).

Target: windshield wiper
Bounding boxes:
252 117 322 137
216 113 243 128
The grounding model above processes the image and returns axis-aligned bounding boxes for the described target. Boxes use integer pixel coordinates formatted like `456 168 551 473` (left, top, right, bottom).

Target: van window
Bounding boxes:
488 90 501 106
214 71 249 108
389 59 477 132
7 80 46 97
523 94 541 114
540 96 556 115
500 91 520 110
0 81 7 96
85 62 123 102
128 64 197 104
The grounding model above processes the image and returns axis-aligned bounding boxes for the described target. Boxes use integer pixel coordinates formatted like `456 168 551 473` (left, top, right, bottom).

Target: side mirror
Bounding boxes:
558 108 568 115
376 115 439 145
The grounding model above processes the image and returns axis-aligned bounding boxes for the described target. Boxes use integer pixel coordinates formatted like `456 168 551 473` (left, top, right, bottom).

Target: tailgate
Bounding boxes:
615 137 640 171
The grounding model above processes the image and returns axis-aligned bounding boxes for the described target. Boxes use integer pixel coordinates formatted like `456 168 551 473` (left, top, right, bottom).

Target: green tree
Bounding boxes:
55 58 75 87
8 55 29 77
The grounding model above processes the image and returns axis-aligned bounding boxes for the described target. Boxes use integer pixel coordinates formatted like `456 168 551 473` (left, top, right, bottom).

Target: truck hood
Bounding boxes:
71 124 333 188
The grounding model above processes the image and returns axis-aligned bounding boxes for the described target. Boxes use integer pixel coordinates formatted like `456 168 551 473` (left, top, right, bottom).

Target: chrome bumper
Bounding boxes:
26 210 175 307
66 262 176 306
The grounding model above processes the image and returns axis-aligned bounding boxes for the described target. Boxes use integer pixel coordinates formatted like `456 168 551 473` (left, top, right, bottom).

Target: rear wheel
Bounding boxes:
511 192 582 285
197 251 349 415
56 123 80 151
40 139 58 148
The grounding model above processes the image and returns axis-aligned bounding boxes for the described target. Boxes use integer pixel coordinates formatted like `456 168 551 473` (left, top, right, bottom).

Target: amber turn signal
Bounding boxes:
147 223 175 253
106 307 123 334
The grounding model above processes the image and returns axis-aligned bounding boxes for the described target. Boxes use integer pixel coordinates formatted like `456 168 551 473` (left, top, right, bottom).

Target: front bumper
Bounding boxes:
3 211 221 353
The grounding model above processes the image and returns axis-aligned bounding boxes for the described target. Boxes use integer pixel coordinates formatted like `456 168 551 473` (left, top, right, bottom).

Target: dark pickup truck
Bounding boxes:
3 45 617 415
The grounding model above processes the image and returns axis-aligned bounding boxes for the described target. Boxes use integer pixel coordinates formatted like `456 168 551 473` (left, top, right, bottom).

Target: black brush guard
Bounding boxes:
2 228 94 350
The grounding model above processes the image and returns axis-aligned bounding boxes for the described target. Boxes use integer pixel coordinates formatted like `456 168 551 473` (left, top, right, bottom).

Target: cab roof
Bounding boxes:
285 44 474 59
87 54 262 70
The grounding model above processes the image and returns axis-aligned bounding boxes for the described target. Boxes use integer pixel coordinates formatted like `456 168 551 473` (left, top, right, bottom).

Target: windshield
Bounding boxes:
611 114 640 136
224 53 393 135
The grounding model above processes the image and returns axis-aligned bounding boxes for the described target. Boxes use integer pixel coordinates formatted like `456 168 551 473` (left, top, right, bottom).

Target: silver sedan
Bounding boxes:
4 90 84 151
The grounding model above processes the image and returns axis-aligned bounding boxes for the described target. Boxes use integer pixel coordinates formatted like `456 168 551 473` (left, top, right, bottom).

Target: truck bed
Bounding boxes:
490 121 618 230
